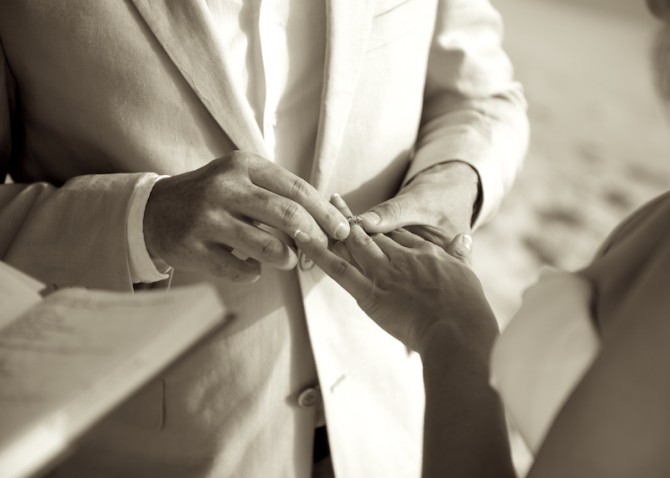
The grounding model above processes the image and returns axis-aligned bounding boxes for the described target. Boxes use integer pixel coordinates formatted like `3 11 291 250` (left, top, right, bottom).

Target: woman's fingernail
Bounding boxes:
294 229 311 243
460 234 473 251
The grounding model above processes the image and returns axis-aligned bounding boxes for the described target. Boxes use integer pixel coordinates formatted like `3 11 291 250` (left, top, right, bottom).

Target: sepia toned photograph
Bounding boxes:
1 0 669 477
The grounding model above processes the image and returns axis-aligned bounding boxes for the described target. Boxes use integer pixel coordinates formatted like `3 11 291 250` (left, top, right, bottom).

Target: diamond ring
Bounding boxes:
346 215 363 227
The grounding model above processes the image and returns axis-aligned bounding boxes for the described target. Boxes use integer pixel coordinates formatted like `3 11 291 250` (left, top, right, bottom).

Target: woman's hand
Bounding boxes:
294 194 498 356
296 194 514 478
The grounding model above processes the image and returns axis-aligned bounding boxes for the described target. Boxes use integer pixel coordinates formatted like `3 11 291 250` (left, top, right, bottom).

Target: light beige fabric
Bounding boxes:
490 191 670 468
127 0 327 281
490 268 599 453
0 1 528 476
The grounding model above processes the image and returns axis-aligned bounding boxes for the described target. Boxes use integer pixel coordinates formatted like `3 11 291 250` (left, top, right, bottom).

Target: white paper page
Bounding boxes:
0 262 43 330
0 284 225 478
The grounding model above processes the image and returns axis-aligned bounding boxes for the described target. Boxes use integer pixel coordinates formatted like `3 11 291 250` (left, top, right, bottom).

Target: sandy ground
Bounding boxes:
473 0 670 325
472 1 670 473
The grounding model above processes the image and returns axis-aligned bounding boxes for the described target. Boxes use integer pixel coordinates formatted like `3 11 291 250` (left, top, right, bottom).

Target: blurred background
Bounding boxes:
474 0 670 324
473 0 670 473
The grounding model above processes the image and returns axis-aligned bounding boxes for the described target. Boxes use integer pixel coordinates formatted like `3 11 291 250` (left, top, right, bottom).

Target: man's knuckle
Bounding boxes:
282 202 302 226
383 201 403 218
221 152 242 171
252 189 269 205
289 178 310 200
260 239 282 260
227 150 251 164
200 208 222 228
222 151 258 177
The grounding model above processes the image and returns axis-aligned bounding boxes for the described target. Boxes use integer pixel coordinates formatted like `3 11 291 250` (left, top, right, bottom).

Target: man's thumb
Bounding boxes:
359 199 406 233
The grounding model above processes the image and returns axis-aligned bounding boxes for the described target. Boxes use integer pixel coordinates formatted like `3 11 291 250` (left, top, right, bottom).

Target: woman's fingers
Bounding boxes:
293 230 373 302
387 228 473 266
331 240 364 273
387 228 429 248
329 193 355 218
371 233 412 257
403 224 453 250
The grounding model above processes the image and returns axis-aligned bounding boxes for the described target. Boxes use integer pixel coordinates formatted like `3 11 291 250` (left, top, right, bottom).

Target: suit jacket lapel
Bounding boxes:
129 0 269 157
310 0 375 191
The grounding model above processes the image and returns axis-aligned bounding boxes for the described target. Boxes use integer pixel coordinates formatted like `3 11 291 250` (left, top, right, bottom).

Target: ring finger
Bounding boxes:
330 194 388 276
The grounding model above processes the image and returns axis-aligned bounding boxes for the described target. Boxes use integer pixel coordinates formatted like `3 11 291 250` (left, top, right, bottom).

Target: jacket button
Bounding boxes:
297 387 321 408
298 250 315 271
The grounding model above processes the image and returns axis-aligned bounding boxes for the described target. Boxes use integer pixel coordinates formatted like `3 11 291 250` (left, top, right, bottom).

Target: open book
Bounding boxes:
0 262 228 478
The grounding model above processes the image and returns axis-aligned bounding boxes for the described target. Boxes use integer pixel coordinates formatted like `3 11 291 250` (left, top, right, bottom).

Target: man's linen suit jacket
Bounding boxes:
0 0 528 476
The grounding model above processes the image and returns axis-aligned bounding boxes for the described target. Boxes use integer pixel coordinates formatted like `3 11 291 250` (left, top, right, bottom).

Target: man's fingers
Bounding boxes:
293 230 373 302
237 186 330 249
445 233 473 266
220 219 298 270
251 162 349 241
204 243 262 283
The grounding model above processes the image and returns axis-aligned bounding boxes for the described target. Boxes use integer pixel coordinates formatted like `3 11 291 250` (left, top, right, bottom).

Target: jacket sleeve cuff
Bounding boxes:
403 105 528 231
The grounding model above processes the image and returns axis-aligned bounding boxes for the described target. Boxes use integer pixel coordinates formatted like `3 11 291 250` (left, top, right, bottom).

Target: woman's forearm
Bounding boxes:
420 324 515 478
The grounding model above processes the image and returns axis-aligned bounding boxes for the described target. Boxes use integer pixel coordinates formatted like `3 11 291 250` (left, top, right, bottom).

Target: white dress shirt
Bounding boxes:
128 0 326 282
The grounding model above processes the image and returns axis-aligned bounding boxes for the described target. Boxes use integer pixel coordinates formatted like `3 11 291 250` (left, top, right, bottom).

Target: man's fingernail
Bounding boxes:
294 229 311 243
460 234 473 251
359 211 381 225
334 221 350 240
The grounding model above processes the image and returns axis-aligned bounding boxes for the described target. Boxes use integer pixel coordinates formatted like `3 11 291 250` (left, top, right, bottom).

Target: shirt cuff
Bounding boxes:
128 173 172 284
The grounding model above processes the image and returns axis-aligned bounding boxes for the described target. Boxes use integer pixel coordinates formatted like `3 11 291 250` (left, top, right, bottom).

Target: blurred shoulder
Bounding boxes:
594 190 670 260
582 190 670 336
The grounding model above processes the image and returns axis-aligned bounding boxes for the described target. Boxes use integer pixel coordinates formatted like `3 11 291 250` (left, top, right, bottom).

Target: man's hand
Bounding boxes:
143 151 350 282
358 161 480 242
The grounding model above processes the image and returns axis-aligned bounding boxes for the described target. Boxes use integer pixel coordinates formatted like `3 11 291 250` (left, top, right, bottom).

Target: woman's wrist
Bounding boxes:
416 310 499 370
